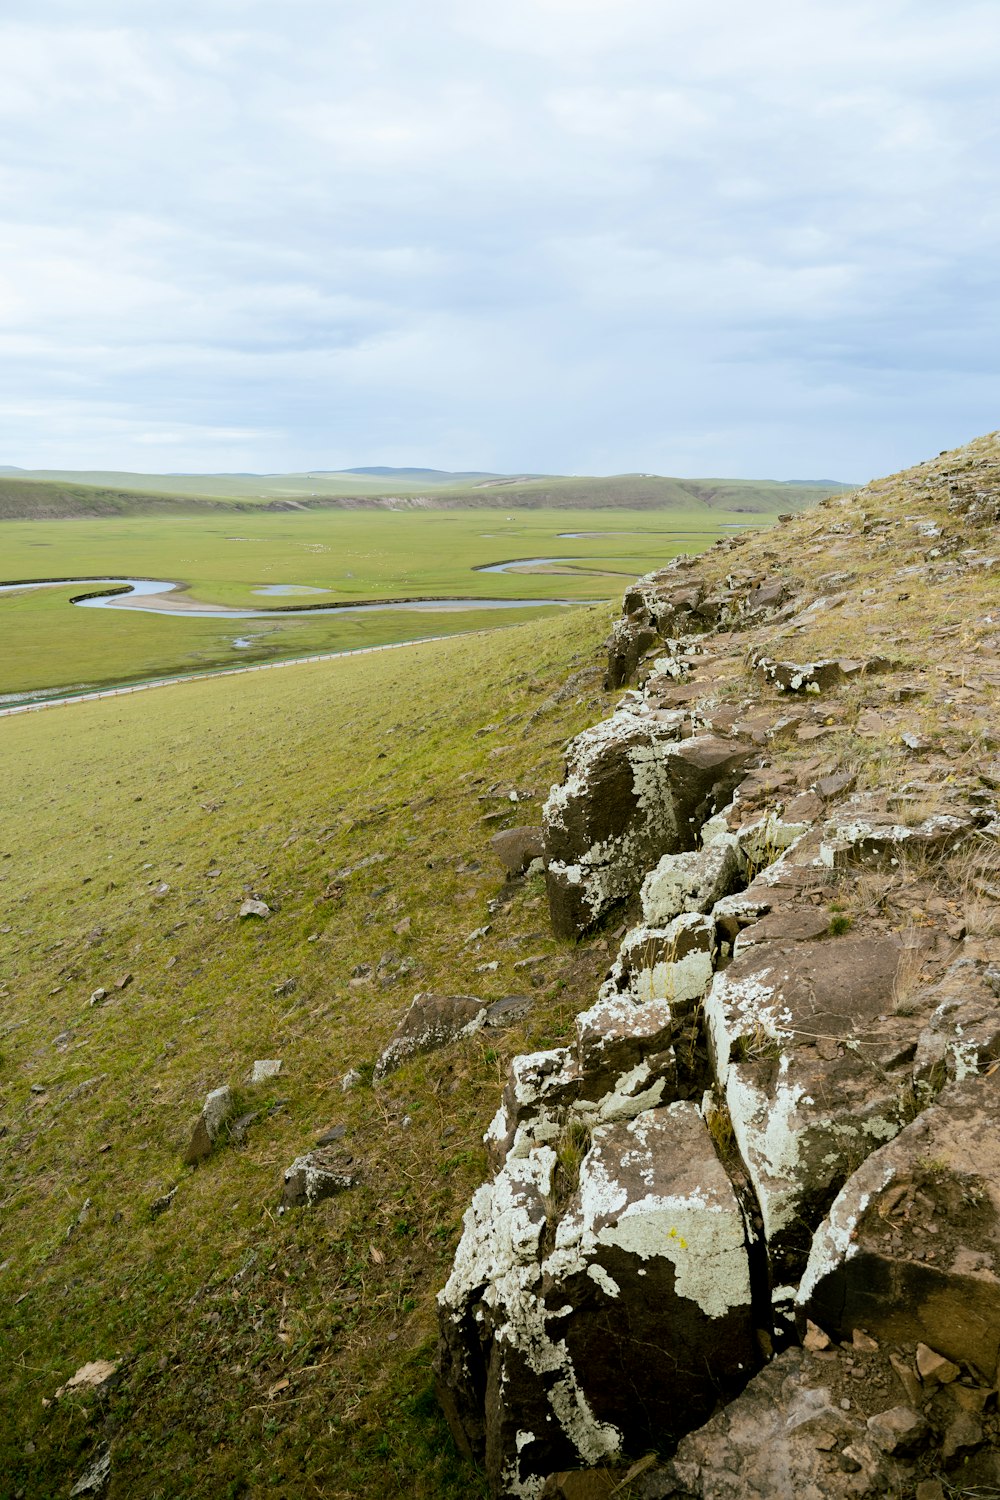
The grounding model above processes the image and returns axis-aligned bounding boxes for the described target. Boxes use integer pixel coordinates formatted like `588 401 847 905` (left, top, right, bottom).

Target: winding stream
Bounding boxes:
0 576 575 618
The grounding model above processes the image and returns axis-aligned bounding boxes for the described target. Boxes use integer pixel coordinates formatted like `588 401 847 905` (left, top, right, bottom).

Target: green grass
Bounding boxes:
0 604 621 1499
0 508 757 695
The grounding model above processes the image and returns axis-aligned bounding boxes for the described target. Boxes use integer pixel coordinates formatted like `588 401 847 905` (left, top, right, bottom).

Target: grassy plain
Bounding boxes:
0 604 617 1499
0 509 757 695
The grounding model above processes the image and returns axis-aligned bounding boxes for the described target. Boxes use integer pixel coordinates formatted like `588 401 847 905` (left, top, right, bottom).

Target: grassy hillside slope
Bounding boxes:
0 606 617 1499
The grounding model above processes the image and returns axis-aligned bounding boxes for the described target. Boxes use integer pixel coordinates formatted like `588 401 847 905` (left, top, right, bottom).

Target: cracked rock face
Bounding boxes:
799 1072 1000 1380
704 934 918 1277
436 1104 757 1499
543 713 751 939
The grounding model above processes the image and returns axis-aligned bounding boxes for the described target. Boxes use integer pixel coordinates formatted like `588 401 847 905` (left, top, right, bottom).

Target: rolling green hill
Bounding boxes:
0 468 851 519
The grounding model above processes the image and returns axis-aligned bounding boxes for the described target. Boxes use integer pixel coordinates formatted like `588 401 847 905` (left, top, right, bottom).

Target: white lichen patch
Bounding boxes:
797 1158 897 1305
735 814 811 874
726 1058 813 1240
703 966 780 1080
547 1105 752 1322
640 840 740 925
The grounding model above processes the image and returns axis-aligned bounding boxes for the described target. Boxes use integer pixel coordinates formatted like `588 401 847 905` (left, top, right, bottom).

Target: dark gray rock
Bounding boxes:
799 1072 1000 1380
490 826 546 876
373 993 487 1080
437 1103 756 1499
543 710 751 938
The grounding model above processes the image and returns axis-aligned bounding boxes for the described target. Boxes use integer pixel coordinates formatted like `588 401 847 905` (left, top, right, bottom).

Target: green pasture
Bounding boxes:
0 508 761 695
0 604 617 1499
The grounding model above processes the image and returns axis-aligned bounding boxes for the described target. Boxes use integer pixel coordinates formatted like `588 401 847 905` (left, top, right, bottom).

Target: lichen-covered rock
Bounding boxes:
373 993 487 1081
543 710 752 938
437 1104 757 1499
704 934 918 1276
912 956 1000 1091
798 1072 1000 1379
281 1145 358 1206
640 841 741 926
605 615 659 690
753 654 892 694
819 809 974 869
606 913 717 1010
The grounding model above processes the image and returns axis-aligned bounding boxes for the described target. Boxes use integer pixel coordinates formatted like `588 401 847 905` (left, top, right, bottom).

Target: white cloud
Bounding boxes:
0 0 998 474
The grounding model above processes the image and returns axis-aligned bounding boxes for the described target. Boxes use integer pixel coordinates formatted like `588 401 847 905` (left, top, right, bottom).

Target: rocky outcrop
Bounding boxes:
542 709 752 938
437 1103 758 1497
438 546 1000 1498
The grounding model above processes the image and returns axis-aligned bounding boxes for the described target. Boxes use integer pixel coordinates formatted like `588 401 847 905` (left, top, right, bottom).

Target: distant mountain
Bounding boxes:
336 466 523 481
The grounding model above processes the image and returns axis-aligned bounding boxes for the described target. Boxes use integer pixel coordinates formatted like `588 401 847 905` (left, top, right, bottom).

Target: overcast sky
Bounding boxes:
2 0 999 480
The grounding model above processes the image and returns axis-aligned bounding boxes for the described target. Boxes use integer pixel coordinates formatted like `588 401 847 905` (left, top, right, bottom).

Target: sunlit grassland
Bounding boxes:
0 605 621 1498
0 508 761 695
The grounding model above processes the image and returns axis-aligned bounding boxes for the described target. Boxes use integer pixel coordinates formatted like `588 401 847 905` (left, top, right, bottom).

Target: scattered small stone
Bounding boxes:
941 1409 984 1461
341 1068 362 1092
238 899 270 920
272 978 297 997
228 1112 259 1145
88 988 108 1008
852 1328 879 1353
915 1342 960 1384
803 1319 831 1351
53 1360 119 1400
114 973 133 990
393 917 412 936
150 1187 177 1218
183 1085 236 1165
889 1353 924 1407
29 1083 46 1095
69 1447 111 1496
66 1198 93 1239
489 826 546 877
866 1405 929 1456
281 1147 357 1207
483 995 535 1028
250 1059 282 1083
315 1123 347 1145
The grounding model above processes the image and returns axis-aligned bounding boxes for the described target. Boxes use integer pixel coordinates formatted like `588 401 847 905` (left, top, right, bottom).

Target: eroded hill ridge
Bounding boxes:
428 435 1000 1498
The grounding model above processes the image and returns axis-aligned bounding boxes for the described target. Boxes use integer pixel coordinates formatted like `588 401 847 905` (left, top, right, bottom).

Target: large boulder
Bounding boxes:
704 933 920 1277
437 1103 757 1499
543 710 752 939
799 1072 1000 1380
